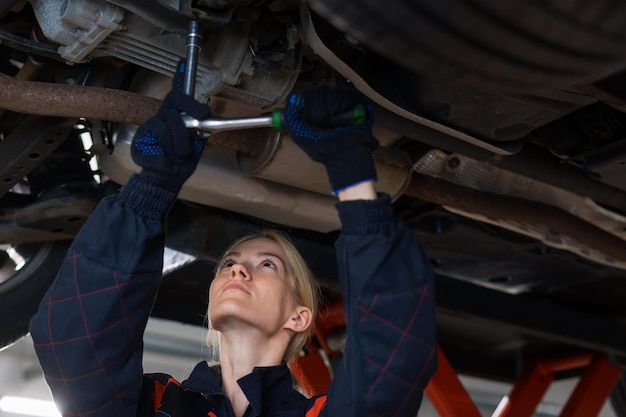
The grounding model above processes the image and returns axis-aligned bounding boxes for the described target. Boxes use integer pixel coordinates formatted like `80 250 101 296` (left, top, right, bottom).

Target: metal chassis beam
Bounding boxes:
435 275 626 358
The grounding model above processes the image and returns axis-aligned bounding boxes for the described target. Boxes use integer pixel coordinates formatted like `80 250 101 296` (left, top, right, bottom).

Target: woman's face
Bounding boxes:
208 238 301 336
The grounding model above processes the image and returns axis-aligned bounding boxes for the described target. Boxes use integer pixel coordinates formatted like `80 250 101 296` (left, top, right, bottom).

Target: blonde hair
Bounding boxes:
207 230 321 364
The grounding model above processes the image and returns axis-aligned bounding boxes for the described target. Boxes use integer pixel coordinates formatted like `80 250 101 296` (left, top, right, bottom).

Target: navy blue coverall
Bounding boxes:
29 173 438 417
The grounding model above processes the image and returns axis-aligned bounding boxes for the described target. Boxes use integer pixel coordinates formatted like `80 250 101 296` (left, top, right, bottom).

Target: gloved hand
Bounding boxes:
131 59 211 193
283 86 379 194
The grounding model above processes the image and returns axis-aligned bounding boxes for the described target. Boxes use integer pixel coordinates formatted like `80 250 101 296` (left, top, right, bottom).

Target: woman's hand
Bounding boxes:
282 86 379 196
131 59 211 193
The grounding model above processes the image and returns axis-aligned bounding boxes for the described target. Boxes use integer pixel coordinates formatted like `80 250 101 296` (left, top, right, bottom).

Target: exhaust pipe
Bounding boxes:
4 72 626 266
0 72 160 125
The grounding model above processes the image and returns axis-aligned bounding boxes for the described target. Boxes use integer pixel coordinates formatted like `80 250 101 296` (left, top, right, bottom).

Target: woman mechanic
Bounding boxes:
29 63 438 417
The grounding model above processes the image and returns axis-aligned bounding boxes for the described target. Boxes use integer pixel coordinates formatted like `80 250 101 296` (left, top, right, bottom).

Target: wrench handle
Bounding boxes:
271 104 367 130
183 104 367 133
183 115 275 132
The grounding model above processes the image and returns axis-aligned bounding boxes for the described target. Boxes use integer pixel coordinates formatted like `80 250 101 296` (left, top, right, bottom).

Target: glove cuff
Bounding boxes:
117 173 178 221
335 193 393 234
324 146 378 194
137 170 185 194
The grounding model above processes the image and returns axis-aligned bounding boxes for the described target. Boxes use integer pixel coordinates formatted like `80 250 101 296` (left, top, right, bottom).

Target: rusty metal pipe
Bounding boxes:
405 173 626 263
0 73 263 154
0 72 161 125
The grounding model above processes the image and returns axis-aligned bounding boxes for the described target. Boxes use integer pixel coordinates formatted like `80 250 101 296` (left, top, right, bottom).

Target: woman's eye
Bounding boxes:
261 259 277 269
220 260 235 268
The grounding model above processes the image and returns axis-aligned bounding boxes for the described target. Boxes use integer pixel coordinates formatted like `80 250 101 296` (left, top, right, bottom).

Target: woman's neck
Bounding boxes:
218 329 290 417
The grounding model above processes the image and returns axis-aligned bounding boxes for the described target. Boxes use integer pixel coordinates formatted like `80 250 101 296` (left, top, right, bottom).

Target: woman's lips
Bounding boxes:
222 281 251 294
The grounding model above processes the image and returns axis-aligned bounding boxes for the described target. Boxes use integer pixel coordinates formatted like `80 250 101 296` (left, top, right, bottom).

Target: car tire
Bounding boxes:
0 240 70 347
308 0 626 90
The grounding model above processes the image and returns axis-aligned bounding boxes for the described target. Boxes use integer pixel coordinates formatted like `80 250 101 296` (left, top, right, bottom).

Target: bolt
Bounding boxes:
447 156 461 169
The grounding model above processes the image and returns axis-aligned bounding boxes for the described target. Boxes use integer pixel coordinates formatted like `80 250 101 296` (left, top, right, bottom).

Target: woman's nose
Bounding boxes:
230 263 250 280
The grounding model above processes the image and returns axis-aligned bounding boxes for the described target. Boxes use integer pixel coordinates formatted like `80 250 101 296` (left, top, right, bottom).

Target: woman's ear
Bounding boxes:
285 306 313 333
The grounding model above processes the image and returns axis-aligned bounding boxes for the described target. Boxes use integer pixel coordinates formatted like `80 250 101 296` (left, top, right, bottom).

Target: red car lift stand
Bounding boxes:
294 299 624 417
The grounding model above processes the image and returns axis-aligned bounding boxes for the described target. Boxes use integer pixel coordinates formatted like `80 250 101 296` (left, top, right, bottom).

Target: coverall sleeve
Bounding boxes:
29 174 176 417
320 194 438 417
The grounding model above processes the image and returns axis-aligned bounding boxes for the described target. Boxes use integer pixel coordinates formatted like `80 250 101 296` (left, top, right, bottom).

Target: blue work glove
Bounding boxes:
131 59 211 193
283 86 379 194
